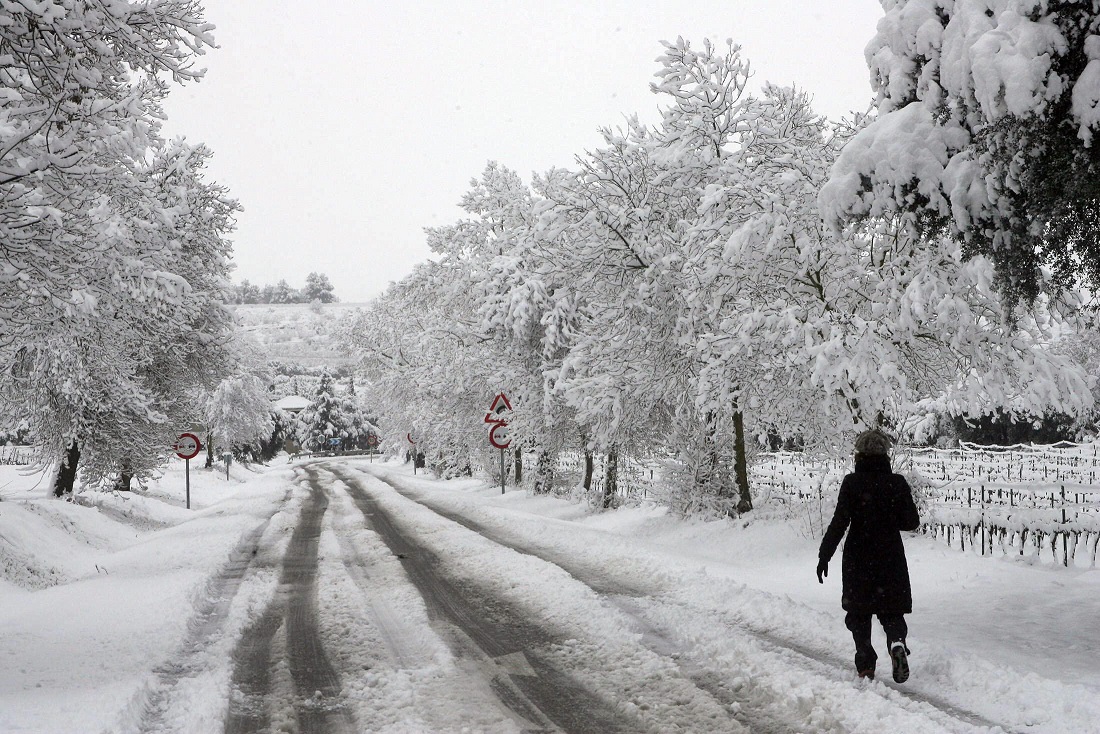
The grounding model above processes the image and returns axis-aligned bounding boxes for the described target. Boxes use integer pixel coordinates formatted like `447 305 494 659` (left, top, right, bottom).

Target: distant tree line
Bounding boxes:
228 272 338 304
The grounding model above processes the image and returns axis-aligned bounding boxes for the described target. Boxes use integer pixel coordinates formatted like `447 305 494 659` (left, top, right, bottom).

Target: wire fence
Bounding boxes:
551 451 665 504
752 442 1100 567
0 445 32 466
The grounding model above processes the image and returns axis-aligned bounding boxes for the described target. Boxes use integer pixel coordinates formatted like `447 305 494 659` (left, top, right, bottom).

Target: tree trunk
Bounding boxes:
602 446 619 509
514 446 522 484
205 432 214 468
733 409 752 513
114 461 133 492
53 440 81 496
580 429 594 492
533 449 554 494
701 410 722 498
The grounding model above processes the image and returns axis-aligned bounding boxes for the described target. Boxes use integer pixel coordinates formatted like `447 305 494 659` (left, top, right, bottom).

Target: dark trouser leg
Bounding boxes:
878 614 908 649
844 611 876 672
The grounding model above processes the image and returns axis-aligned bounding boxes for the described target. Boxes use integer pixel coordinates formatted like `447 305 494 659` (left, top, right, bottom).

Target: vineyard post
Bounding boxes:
980 484 986 557
1062 485 1068 568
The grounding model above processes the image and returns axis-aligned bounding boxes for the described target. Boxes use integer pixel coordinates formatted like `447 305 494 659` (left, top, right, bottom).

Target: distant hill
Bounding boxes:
231 303 366 369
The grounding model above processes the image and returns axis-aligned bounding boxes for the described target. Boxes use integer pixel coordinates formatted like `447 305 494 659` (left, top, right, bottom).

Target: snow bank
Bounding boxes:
0 460 293 734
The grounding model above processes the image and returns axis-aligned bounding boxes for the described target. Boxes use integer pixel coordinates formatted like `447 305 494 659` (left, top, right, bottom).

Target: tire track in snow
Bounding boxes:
351 467 797 734
327 465 648 734
225 469 354 734
326 477 435 668
133 488 291 734
363 465 1017 734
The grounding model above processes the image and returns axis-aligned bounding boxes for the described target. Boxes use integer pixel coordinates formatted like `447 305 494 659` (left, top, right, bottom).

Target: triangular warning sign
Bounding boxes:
485 392 512 423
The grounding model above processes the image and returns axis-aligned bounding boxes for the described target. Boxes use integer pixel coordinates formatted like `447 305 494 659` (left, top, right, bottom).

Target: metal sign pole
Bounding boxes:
500 448 505 494
175 432 201 510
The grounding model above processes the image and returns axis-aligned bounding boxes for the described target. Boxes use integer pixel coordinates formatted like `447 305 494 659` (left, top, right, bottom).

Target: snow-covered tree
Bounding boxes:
205 374 274 459
0 0 215 325
265 280 299 304
694 82 1092 454
820 1 1100 306
344 33 1094 519
342 257 511 477
452 162 585 491
303 272 337 303
298 370 368 451
535 38 761 512
3 140 237 493
0 4 236 493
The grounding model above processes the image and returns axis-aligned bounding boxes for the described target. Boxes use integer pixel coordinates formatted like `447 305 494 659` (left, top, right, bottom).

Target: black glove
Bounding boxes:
816 559 828 584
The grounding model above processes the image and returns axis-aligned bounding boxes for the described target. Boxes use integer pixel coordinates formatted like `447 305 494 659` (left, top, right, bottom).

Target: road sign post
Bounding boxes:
484 393 512 494
174 432 202 509
407 432 418 474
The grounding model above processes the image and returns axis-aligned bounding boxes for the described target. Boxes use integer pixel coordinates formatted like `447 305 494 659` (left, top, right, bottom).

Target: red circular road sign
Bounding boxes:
484 392 512 449
488 423 511 450
367 434 380 447
174 432 202 460
407 432 418 445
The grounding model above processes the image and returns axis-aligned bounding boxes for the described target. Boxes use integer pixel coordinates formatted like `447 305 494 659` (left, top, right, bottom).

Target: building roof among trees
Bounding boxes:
275 395 311 413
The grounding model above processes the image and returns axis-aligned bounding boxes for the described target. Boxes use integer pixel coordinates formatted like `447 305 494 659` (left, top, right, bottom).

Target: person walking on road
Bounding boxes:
817 429 920 683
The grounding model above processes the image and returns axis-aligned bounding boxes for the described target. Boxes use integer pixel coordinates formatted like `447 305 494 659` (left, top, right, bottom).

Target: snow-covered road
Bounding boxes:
3 456 1099 733
327 463 1015 734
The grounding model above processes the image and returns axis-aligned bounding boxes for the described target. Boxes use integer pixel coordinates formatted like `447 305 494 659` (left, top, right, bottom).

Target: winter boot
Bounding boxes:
857 668 875 680
889 642 909 683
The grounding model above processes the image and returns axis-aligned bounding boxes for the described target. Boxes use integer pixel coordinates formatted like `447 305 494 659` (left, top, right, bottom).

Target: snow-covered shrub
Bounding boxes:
792 468 845 541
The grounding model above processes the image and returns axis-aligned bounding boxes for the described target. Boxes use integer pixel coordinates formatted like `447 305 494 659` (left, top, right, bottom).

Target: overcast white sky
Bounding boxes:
163 1 885 304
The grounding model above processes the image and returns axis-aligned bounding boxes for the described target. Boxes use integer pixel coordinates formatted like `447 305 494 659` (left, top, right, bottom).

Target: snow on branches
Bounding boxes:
345 34 1095 515
0 2 237 492
822 0 1100 306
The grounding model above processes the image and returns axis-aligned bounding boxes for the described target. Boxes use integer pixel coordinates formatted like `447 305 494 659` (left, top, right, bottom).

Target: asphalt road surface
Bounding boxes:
130 458 1010 734
215 462 752 733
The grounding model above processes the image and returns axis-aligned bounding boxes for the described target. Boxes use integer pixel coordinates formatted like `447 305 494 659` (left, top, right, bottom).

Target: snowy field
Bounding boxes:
231 303 365 368
1 455 1098 733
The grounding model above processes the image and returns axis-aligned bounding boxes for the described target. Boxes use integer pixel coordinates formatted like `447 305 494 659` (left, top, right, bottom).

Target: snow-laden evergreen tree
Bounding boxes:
298 371 358 451
338 376 379 449
303 272 338 303
820 0 1100 306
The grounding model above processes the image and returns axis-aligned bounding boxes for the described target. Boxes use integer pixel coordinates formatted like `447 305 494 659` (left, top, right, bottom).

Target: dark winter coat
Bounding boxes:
818 454 920 615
